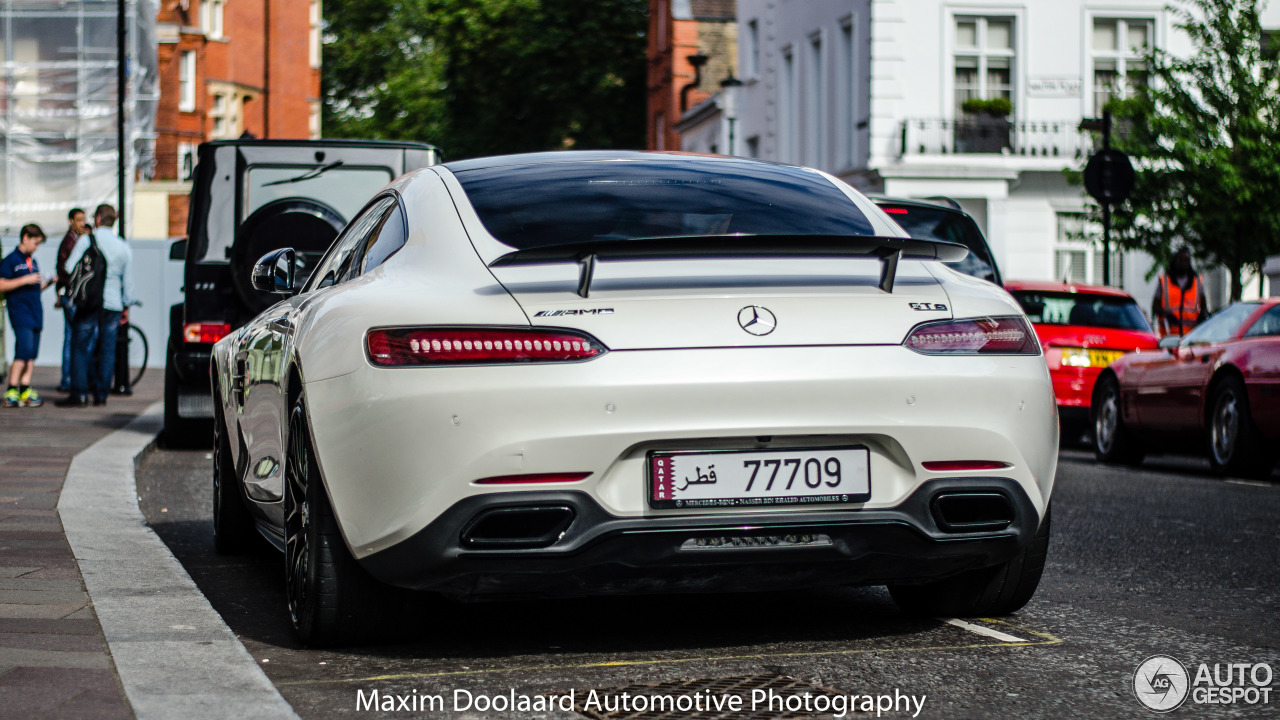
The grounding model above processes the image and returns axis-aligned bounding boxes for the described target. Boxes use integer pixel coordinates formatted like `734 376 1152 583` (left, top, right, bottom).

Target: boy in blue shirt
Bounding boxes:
0 224 55 407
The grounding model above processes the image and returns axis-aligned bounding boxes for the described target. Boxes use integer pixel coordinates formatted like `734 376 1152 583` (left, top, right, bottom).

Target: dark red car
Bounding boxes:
1092 298 1280 478
1006 281 1160 434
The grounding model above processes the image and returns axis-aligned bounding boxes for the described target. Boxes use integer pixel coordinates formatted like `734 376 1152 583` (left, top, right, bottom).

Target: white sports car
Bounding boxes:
211 151 1057 644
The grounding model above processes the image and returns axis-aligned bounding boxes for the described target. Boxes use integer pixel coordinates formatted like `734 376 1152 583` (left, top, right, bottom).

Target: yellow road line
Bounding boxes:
276 622 1062 687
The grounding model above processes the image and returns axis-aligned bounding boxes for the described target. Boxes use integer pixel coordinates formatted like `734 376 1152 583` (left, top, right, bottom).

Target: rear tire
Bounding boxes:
285 394 399 646
1207 376 1273 479
1091 374 1144 466
889 510 1051 617
213 391 258 554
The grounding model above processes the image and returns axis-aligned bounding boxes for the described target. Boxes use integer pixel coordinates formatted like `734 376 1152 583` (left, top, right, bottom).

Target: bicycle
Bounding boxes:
111 323 149 393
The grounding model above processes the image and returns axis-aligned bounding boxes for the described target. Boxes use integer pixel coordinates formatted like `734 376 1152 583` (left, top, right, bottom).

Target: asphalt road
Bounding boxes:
137 445 1279 719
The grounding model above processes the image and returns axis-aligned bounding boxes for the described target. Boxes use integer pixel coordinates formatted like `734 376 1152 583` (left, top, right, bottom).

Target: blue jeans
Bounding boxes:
70 310 121 401
61 302 75 388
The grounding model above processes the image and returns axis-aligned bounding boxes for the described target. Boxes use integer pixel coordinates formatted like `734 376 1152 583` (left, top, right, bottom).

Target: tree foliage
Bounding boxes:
1101 0 1280 300
322 0 649 160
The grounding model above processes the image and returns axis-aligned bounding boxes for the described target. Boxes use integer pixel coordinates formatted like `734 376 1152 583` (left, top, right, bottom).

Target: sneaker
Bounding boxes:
19 388 42 407
54 395 89 408
3 388 18 408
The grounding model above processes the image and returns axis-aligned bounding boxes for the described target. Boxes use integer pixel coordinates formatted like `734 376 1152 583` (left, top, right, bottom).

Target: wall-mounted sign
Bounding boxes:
1027 76 1083 98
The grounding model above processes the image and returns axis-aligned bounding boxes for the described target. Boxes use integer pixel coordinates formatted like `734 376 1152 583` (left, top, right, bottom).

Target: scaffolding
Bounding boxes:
0 0 157 236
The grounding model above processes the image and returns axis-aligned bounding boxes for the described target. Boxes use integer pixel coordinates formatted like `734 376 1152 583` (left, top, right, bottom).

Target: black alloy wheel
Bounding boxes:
284 395 399 645
212 392 257 554
889 509 1051 617
1208 376 1274 480
1091 374 1144 466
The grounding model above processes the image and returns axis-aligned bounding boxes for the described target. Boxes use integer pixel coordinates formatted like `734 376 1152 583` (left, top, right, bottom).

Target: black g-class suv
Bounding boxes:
165 139 440 447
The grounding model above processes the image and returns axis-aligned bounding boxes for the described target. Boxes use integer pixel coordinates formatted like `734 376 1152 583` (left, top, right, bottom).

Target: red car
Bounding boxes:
1092 298 1280 478
1006 281 1160 434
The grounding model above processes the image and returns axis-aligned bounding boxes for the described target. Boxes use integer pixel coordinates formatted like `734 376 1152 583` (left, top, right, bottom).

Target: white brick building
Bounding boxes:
683 0 1280 305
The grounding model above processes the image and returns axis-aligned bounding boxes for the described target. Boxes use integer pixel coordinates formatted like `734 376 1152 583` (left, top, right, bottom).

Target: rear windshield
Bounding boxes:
876 204 1000 284
1012 291 1153 332
452 158 876 249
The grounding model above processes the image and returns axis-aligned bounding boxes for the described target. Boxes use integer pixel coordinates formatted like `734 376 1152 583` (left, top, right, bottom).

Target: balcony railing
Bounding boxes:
899 118 1094 160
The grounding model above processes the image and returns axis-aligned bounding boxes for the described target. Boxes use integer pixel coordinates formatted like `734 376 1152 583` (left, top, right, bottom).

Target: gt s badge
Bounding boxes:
909 302 948 311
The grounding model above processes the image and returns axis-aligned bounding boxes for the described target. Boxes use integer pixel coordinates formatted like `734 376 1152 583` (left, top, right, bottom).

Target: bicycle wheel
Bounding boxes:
127 324 149 387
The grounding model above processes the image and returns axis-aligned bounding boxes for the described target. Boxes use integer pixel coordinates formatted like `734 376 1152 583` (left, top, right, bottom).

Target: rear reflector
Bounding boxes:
474 472 591 485
366 328 606 366
183 322 231 344
922 460 1011 472
904 315 1039 355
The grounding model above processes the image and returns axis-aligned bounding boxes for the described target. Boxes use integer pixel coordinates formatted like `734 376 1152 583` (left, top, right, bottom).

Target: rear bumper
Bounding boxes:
359 478 1041 598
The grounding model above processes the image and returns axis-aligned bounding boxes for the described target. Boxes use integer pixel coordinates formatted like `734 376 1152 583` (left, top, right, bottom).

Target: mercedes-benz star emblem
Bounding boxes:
738 306 777 336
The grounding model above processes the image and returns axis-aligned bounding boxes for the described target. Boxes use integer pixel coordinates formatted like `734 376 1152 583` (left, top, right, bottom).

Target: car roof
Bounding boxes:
1004 279 1137 299
443 150 790 173
201 138 441 152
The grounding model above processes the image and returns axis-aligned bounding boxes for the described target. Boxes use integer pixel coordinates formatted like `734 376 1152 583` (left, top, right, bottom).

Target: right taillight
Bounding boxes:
366 327 607 367
183 322 231 344
904 315 1040 355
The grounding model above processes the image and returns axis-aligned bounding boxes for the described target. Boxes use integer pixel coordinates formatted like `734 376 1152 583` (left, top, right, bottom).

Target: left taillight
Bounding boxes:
366 327 607 367
903 315 1040 355
184 322 231 344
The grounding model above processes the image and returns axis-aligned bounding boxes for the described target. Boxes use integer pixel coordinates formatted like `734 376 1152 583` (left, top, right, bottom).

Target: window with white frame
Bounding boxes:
744 19 759 78
806 32 824 167
201 0 224 40
1055 212 1124 286
209 92 230 137
178 142 196 181
178 50 197 112
954 17 1014 115
1092 18 1152 113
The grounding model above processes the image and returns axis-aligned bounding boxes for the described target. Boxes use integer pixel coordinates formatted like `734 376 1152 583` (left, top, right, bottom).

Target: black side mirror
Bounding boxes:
1157 335 1181 351
251 248 297 295
169 238 188 261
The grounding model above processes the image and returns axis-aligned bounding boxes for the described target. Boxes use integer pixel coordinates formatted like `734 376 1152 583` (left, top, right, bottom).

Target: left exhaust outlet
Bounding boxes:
460 506 576 549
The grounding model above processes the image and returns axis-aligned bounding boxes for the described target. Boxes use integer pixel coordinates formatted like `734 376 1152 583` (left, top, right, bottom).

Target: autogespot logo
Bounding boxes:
1135 655 1190 712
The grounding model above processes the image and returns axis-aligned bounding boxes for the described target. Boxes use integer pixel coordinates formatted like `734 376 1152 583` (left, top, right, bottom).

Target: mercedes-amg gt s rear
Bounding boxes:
214 152 1056 644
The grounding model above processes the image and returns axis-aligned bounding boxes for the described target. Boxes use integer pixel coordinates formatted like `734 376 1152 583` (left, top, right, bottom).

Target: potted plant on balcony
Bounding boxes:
956 98 1012 153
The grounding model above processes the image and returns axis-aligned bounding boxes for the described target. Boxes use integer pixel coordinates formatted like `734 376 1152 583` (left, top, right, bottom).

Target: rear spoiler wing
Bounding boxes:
488 234 969 297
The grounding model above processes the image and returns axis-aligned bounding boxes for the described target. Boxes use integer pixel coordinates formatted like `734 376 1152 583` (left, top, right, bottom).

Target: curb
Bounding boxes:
58 402 299 719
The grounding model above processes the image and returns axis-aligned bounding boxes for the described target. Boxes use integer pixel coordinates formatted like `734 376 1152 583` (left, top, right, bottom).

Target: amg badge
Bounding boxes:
533 308 615 317
909 302 948 311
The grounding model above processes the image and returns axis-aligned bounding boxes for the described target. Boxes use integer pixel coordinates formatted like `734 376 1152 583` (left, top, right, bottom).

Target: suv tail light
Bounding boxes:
904 316 1039 355
183 322 231 344
366 327 607 366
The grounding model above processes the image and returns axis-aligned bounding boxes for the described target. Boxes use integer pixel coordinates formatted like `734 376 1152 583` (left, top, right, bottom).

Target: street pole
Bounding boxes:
1101 109 1111 287
117 0 126 236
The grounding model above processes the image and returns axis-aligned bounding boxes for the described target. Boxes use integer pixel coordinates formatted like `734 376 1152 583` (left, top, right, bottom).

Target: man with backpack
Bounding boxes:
56 204 137 407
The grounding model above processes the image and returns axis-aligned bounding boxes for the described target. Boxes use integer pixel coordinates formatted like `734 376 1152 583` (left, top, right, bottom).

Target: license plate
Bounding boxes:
649 447 870 509
1062 347 1124 368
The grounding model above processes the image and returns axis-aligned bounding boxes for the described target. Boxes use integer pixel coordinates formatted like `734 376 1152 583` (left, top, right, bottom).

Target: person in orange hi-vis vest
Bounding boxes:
1151 248 1209 337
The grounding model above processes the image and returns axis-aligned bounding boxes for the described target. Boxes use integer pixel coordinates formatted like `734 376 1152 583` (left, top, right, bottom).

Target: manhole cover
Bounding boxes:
575 674 856 720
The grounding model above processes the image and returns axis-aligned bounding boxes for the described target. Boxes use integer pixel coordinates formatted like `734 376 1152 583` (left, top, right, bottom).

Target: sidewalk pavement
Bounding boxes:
0 366 162 719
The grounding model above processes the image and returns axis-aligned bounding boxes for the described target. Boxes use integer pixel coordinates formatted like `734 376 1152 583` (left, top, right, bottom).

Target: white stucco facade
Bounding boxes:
717 0 1279 305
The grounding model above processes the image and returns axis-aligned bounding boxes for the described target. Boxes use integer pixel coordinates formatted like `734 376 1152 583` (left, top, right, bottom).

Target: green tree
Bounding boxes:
1101 0 1280 301
322 0 648 159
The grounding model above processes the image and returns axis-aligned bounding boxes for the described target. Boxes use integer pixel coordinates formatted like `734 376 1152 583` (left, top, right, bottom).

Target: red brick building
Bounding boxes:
138 0 321 237
647 0 737 151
